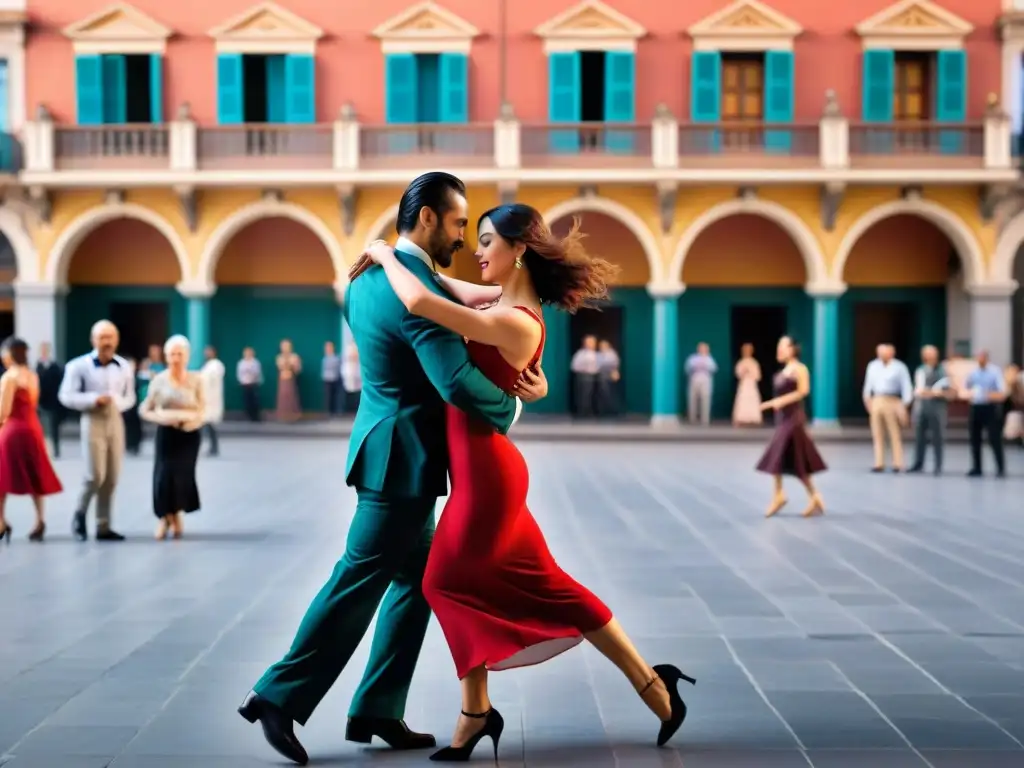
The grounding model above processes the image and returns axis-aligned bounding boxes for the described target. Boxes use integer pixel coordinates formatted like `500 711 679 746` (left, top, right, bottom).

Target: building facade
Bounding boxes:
2 0 1023 419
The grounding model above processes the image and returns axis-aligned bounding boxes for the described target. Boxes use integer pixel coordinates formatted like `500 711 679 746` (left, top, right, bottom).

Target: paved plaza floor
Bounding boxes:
0 439 1022 768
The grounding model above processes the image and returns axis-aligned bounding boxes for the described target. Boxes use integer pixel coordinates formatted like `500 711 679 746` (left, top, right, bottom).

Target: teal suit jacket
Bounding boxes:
343 250 517 498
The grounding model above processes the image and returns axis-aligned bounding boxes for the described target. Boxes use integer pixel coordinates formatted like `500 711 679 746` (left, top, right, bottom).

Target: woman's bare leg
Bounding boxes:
585 618 671 720
450 665 491 747
0 493 7 532
31 495 44 528
800 477 824 517
766 475 787 517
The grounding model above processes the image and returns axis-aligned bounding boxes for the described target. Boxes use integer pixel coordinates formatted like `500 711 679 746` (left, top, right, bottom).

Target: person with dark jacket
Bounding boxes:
35 342 65 458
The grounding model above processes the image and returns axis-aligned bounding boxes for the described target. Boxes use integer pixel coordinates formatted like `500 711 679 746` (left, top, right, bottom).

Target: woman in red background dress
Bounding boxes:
365 204 695 761
0 337 63 543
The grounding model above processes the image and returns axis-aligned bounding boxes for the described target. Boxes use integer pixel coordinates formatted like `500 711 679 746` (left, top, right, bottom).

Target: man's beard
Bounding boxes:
429 229 462 269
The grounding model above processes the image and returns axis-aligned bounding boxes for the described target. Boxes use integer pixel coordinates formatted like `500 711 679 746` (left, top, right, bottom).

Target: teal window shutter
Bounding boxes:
75 54 104 125
603 51 635 153
101 54 126 124
385 53 418 153
284 53 315 124
936 49 967 154
690 51 721 152
548 51 581 153
266 55 286 122
217 53 244 124
764 50 794 153
861 49 894 122
149 54 163 123
438 52 468 123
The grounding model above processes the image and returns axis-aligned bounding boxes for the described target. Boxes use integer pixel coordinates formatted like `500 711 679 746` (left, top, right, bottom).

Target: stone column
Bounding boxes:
807 283 845 426
13 280 65 363
968 283 1018 366
648 283 684 426
179 285 214 370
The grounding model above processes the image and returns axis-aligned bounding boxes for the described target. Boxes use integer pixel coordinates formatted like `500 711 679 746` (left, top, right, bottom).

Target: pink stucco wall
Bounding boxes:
25 0 1005 125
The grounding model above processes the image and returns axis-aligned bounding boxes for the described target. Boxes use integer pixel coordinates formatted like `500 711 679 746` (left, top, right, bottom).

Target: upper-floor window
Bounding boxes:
721 54 764 120
894 52 930 121
63 3 171 125
208 2 322 125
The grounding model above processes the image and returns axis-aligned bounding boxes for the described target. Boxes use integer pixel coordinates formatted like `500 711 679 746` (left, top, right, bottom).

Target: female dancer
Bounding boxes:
275 340 302 422
0 337 63 542
757 336 826 518
139 335 205 539
364 203 695 761
732 342 762 426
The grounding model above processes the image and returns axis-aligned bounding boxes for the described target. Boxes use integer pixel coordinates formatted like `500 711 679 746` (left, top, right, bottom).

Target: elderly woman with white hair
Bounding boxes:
139 334 205 539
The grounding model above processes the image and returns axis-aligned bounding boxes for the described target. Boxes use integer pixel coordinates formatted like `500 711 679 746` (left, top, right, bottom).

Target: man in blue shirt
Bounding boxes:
962 350 1006 478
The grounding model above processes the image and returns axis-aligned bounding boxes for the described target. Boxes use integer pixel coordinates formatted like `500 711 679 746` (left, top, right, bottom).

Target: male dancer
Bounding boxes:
58 320 135 541
238 172 543 765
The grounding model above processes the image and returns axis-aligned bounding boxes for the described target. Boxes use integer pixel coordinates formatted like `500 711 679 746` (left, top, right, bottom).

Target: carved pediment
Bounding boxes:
208 2 323 43
856 0 973 39
373 2 479 40
688 0 803 37
63 3 171 45
534 0 647 42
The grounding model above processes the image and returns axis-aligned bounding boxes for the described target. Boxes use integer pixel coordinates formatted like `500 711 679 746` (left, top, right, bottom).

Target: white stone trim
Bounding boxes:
1003 42 1023 135
197 199 346 289
991 209 1024 283
534 0 646 55
687 0 802 53
208 1 322 55
365 203 399 246
645 281 685 299
0 204 38 281
46 202 190 288
374 1 478 55
63 2 172 55
691 35 795 53
541 196 662 285
856 0 972 52
669 198 829 287
0 21 25 132
831 198 985 289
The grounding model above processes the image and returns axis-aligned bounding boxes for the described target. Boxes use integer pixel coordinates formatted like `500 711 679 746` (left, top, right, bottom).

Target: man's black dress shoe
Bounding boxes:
238 691 309 766
95 529 125 541
346 716 436 750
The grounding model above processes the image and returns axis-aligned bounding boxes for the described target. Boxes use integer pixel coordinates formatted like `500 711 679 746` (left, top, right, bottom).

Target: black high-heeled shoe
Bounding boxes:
646 664 696 747
1 524 11 544
28 522 46 542
429 709 504 762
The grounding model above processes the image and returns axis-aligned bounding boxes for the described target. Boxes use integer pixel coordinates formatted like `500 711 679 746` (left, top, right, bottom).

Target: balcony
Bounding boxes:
16 94 1017 188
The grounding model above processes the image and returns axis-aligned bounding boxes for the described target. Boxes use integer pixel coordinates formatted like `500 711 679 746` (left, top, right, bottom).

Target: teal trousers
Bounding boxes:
253 489 435 725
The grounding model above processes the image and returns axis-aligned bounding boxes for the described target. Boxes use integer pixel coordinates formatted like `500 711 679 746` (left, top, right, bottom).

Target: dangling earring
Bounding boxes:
514 255 524 270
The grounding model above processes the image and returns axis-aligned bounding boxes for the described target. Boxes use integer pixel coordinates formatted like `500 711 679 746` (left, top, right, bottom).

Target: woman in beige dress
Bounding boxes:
139 335 205 540
733 343 763 426
275 339 302 422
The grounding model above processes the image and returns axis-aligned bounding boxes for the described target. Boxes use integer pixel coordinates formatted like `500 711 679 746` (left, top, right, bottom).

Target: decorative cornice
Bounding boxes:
646 281 685 299
965 281 1019 298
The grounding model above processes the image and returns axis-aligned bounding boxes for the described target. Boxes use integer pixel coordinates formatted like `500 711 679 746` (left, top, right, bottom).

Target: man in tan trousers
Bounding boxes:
862 343 914 472
58 320 136 541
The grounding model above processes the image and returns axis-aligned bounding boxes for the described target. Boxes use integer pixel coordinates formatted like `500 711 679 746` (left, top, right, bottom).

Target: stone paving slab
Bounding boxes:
0 439 1022 767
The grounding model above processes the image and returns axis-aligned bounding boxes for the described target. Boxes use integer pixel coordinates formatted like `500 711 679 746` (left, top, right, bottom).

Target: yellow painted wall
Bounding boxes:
26 183 999 289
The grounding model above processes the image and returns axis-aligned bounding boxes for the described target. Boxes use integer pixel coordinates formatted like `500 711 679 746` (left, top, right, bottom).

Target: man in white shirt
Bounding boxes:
201 345 226 457
341 341 362 413
862 343 914 472
570 335 599 417
58 320 136 541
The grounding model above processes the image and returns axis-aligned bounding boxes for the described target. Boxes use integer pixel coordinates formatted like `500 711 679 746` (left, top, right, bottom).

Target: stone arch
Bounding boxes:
832 199 985 288
46 203 190 286
198 200 346 290
542 197 663 285
991 210 1024 285
365 204 400 246
0 205 39 282
670 199 829 289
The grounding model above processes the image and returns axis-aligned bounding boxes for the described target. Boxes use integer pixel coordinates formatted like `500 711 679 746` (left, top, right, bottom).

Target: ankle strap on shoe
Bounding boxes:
638 675 661 696
460 710 491 719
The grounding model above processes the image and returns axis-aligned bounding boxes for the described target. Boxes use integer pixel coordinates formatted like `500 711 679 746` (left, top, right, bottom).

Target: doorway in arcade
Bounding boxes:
533 210 653 416
837 214 951 419
677 214 813 422
209 217 340 416
61 219 186 361
0 232 15 339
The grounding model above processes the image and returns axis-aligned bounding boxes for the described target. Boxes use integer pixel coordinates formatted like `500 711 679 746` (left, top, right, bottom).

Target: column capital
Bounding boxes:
334 279 349 304
805 280 847 298
646 281 685 299
965 281 1018 299
12 279 67 298
176 281 216 299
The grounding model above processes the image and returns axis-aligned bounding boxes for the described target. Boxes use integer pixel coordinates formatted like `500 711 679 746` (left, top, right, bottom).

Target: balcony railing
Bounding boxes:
17 97 1016 180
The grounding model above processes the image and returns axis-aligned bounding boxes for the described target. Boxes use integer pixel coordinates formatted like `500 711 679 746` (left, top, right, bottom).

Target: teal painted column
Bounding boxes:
185 295 211 370
811 292 840 425
649 287 682 425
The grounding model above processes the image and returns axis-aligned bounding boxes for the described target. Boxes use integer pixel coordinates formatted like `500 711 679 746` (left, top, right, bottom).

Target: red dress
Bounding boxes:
0 386 63 496
422 307 613 679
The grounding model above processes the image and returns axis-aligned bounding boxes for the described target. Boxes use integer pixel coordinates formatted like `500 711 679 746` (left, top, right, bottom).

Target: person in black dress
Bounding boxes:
756 336 826 518
139 335 204 540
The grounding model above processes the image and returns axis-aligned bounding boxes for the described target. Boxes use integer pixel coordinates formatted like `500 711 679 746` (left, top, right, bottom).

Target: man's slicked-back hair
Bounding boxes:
395 172 466 235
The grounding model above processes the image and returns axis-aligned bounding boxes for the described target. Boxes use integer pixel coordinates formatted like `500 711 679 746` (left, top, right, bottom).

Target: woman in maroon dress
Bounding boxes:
365 204 695 761
0 338 63 542
756 336 826 518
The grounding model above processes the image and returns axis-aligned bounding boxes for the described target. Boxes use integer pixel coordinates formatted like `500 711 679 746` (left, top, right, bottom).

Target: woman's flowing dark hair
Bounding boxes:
0 337 28 366
478 204 619 313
